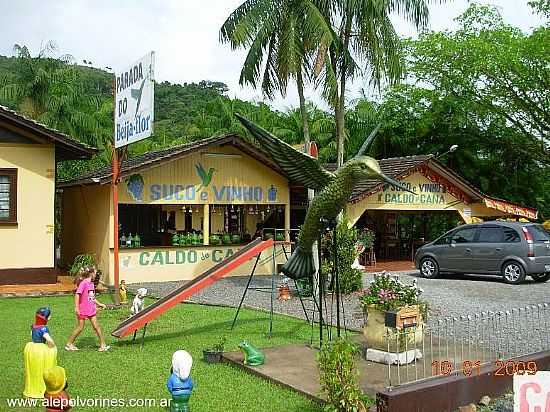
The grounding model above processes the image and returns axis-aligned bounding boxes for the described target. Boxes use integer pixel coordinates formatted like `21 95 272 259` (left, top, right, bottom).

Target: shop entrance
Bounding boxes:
355 210 463 266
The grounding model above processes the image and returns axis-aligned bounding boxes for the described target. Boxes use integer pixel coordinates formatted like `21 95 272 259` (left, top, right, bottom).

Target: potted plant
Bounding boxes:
358 228 375 250
203 337 226 364
222 233 232 245
191 232 200 245
360 272 427 352
231 233 241 244
69 254 96 277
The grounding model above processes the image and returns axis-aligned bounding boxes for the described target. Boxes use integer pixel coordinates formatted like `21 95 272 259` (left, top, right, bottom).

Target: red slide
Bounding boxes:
111 238 274 339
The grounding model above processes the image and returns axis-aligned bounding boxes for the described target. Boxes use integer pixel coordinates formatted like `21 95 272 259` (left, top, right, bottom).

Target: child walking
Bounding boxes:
65 267 110 352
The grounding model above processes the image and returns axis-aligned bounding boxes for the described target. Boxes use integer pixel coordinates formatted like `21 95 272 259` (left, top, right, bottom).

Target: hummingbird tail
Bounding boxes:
281 246 315 280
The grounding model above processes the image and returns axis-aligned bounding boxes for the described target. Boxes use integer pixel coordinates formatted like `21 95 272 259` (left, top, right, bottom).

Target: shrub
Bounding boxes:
360 272 427 317
69 254 96 277
323 216 363 294
317 338 366 412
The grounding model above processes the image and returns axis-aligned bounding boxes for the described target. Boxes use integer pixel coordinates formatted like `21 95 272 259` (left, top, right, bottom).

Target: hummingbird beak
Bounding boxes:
380 174 415 194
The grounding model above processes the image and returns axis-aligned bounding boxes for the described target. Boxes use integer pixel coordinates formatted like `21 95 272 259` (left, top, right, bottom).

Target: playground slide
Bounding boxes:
111 238 274 339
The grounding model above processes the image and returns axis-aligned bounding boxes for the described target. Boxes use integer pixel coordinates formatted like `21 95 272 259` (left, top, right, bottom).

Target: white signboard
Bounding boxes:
114 51 155 148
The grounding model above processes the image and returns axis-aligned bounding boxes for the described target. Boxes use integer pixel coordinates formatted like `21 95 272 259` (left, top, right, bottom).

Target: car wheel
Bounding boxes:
531 273 550 283
501 261 526 285
420 257 439 279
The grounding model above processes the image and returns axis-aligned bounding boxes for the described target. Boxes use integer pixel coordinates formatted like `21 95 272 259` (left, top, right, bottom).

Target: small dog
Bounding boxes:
131 288 148 315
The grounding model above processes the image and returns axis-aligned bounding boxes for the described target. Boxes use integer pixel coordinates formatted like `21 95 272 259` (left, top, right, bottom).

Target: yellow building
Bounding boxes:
60 135 538 284
0 106 95 284
335 155 538 262
60 135 290 286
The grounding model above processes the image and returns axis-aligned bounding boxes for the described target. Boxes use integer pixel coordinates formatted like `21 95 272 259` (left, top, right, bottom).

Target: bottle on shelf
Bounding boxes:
127 233 133 248
134 233 141 248
120 233 126 248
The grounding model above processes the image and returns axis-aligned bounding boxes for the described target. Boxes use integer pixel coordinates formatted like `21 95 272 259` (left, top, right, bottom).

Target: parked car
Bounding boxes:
415 221 550 284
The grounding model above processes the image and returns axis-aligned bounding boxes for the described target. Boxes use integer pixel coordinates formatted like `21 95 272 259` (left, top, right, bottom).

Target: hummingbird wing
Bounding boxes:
236 114 334 191
355 123 381 158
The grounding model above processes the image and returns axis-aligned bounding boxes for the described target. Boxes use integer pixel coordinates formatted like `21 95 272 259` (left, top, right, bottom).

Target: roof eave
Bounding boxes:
0 107 98 159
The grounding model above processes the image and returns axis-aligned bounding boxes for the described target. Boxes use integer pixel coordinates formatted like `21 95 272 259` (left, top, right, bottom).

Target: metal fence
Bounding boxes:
380 303 550 389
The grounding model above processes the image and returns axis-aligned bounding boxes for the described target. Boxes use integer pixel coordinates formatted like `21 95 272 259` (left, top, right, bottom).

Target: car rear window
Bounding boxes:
528 225 550 242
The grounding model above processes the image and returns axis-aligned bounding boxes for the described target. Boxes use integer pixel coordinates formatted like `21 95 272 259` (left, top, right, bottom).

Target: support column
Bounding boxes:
203 204 210 245
284 203 291 242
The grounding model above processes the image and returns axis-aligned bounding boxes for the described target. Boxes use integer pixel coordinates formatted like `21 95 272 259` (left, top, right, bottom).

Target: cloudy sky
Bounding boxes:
0 1 543 111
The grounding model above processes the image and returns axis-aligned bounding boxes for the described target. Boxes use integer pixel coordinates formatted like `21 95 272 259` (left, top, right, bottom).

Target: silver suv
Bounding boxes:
415 222 550 284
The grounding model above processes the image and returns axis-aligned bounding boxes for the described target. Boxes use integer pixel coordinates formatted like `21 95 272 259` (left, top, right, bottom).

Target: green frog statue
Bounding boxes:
238 341 265 366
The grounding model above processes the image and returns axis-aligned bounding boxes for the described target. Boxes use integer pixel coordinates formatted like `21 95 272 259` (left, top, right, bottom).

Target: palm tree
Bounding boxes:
220 0 329 146
313 0 431 167
0 41 105 148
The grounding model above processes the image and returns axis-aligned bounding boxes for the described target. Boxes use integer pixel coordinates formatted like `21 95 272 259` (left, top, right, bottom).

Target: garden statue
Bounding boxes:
238 341 265 366
43 366 71 411
131 288 148 315
119 280 128 304
236 114 412 280
167 350 193 412
23 307 57 398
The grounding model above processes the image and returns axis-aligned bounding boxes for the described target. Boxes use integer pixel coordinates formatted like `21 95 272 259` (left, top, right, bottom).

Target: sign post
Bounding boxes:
112 52 155 304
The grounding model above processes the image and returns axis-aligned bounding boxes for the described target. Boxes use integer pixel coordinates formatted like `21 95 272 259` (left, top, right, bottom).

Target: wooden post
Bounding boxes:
284 204 291 242
112 147 120 304
203 204 210 245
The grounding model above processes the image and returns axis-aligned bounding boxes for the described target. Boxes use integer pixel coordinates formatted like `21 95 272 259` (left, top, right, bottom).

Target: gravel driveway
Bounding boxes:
129 270 550 330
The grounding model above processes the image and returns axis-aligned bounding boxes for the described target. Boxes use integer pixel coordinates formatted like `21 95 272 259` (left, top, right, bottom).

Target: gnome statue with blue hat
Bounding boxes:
167 350 193 412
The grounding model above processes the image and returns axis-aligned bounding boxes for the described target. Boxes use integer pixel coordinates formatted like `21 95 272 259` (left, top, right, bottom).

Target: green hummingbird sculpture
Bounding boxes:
195 162 216 190
236 114 413 280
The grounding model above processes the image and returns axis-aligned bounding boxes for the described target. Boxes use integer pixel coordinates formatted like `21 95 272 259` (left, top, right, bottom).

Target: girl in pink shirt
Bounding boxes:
65 267 110 352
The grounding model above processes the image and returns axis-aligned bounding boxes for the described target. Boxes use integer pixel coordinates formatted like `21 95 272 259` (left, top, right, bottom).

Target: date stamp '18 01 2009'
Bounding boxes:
432 360 539 377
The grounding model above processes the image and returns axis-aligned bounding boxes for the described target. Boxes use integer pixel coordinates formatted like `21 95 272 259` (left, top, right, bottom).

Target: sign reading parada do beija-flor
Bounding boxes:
114 51 155 148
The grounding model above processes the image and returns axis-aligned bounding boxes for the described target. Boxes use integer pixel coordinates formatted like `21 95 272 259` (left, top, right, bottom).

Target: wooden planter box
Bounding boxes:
363 304 424 352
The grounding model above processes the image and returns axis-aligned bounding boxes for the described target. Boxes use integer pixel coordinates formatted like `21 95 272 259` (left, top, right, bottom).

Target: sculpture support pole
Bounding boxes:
333 224 341 337
317 233 324 345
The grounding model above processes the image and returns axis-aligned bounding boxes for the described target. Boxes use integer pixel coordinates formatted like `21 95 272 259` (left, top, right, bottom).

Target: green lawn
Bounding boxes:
0 294 322 412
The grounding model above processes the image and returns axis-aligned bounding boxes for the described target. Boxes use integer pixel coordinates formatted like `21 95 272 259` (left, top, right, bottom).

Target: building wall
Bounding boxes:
0 143 55 269
115 244 287 284
346 172 471 226
117 145 289 206
63 144 291 286
61 184 112 278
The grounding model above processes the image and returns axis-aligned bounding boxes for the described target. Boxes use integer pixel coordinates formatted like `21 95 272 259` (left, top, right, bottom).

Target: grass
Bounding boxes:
0 294 323 412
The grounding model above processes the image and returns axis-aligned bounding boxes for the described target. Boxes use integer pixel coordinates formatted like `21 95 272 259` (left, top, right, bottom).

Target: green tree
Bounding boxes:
313 0 431 167
408 3 550 152
220 0 328 145
0 42 106 149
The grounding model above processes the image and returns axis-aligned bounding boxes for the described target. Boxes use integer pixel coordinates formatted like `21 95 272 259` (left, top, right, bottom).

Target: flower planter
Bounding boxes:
363 304 423 352
203 349 223 364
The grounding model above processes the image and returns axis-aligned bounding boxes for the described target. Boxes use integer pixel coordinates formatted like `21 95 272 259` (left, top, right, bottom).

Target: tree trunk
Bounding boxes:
336 18 352 169
296 68 310 145
335 95 345 168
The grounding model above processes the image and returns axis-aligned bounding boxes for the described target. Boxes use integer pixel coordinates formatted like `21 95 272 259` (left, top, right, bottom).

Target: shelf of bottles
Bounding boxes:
119 232 141 249
118 203 286 248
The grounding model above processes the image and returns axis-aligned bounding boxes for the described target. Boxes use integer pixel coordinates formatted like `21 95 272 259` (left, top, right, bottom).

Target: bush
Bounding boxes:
69 254 96 277
323 216 363 294
317 338 367 412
